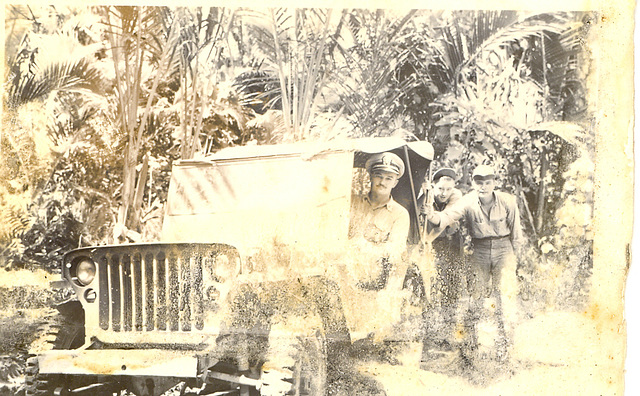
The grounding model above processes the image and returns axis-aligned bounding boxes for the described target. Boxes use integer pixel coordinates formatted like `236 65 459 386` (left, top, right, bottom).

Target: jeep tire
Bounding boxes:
260 322 327 396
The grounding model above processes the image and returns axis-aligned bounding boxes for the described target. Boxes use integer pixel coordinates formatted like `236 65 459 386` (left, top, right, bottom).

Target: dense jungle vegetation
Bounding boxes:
2 6 595 310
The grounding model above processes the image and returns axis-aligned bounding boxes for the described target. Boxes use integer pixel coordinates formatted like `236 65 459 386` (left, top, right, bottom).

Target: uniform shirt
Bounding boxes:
348 194 410 261
439 190 523 250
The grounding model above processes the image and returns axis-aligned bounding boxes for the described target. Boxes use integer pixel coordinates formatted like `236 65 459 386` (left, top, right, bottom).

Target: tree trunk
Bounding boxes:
536 147 547 233
130 153 149 231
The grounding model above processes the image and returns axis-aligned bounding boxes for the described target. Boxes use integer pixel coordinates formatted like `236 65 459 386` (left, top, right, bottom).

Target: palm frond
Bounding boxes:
529 121 590 148
328 10 418 137
6 58 104 109
0 204 32 243
237 7 338 141
432 11 570 92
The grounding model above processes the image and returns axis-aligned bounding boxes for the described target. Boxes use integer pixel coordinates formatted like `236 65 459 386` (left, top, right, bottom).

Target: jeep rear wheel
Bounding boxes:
260 325 327 396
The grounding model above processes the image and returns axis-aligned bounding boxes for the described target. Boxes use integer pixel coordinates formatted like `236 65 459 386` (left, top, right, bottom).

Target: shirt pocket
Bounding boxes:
490 215 508 230
365 218 391 243
472 212 485 224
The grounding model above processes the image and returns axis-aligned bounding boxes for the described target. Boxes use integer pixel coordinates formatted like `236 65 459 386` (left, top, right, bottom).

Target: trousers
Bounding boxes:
432 235 464 306
463 237 519 358
467 237 516 299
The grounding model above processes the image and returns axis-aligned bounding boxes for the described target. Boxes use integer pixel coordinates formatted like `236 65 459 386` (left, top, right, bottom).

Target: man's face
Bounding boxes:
474 178 496 199
434 177 455 204
370 171 400 196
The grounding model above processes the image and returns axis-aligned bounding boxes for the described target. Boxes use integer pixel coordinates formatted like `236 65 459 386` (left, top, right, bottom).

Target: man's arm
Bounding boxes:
506 193 524 253
423 192 469 228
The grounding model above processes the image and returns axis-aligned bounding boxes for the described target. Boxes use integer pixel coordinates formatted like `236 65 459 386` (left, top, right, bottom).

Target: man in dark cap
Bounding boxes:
422 164 523 362
418 168 465 358
419 167 464 300
348 152 410 290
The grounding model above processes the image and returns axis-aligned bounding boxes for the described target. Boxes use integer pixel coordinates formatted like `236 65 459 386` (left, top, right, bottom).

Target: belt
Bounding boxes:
472 235 510 243
433 233 459 242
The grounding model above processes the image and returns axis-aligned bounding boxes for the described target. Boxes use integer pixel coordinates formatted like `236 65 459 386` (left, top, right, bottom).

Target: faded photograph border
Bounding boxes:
0 0 634 395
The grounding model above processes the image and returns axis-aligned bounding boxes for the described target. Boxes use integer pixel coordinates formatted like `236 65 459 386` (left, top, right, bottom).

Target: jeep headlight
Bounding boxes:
74 259 96 286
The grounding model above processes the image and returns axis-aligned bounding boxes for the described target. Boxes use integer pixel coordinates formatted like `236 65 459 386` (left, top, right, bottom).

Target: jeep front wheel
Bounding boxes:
24 356 55 396
260 324 327 396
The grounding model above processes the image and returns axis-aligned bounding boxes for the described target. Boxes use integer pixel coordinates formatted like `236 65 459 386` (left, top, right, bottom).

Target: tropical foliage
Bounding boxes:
2 6 595 308
2 5 110 269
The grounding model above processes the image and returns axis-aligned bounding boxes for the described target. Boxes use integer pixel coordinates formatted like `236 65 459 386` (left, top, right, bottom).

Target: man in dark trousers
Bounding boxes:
422 164 523 362
418 168 465 362
419 167 464 305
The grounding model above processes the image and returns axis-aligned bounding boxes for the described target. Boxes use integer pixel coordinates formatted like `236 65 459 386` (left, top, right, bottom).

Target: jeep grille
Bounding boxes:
66 243 239 333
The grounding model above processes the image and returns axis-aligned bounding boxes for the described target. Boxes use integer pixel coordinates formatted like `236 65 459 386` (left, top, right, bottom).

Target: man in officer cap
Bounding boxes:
422 164 522 362
348 152 410 290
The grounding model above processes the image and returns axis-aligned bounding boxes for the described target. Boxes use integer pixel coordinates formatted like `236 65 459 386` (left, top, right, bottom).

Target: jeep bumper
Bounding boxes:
38 349 198 377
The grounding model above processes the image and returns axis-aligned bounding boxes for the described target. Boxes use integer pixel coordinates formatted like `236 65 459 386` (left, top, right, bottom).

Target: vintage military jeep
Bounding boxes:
26 138 433 396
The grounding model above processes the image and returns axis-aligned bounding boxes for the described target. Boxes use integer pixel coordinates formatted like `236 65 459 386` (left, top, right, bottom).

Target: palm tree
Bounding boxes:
418 11 591 232
328 9 421 138
100 5 182 235
235 8 430 141
169 7 257 157
236 8 343 142
404 11 581 140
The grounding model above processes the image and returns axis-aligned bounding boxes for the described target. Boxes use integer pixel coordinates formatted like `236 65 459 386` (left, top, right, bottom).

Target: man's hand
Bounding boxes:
420 188 434 215
421 199 435 222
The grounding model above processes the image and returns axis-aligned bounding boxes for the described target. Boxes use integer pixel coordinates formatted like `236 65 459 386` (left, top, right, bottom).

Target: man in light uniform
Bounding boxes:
422 164 523 362
348 152 410 290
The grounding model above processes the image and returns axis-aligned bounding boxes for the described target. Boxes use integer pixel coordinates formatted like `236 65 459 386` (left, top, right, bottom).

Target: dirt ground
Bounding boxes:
359 311 622 395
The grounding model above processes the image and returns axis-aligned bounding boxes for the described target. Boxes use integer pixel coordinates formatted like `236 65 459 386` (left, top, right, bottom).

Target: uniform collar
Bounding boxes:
474 190 496 201
434 198 447 211
365 194 394 211
475 191 498 209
